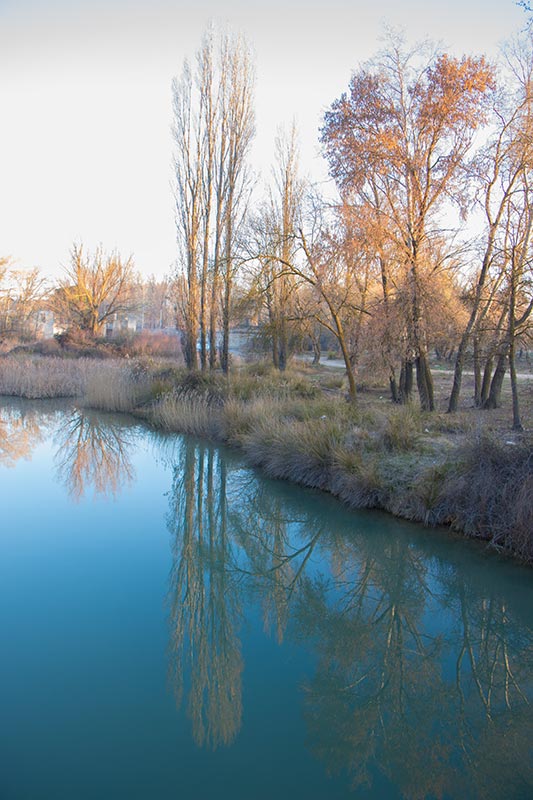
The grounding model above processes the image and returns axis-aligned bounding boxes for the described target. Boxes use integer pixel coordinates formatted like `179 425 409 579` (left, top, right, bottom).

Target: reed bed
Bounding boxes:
0 355 149 411
0 356 86 398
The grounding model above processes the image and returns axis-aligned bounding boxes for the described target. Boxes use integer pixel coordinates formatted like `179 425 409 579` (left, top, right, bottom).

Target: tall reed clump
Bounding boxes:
0 356 85 398
432 433 533 561
80 361 151 413
150 388 221 439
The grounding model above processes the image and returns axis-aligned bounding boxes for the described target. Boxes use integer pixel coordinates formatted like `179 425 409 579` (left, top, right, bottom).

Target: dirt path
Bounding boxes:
297 354 533 381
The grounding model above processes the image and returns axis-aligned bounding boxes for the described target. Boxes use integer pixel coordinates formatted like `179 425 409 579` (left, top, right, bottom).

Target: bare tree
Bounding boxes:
172 58 203 368
0 265 48 339
250 124 303 369
56 243 135 336
219 34 255 373
448 37 533 412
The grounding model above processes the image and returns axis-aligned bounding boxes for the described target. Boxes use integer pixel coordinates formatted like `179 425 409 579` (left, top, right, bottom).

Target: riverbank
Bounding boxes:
1 354 531 563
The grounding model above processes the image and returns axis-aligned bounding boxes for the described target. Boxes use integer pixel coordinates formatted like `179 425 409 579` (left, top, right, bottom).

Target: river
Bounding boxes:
0 399 532 799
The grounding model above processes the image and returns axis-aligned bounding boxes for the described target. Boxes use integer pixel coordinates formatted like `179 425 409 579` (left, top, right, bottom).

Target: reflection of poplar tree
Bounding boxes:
54 410 136 500
167 439 243 749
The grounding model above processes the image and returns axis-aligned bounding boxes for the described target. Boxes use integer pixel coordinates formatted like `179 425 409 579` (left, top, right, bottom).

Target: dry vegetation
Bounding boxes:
0 355 152 411
150 358 533 563
1 353 531 563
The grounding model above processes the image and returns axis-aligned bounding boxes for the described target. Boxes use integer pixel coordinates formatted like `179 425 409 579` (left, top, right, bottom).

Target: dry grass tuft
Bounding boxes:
151 389 221 439
240 416 345 489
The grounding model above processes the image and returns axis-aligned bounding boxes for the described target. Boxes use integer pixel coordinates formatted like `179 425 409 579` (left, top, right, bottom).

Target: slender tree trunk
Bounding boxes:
415 352 435 412
448 336 468 412
311 332 321 365
209 181 224 370
271 327 280 368
399 359 413 404
377 254 399 404
473 336 482 407
409 256 435 411
483 351 507 409
333 312 356 403
221 214 232 374
199 255 209 371
184 251 199 370
509 278 523 431
389 368 399 403
278 313 288 371
480 355 493 407
509 338 522 430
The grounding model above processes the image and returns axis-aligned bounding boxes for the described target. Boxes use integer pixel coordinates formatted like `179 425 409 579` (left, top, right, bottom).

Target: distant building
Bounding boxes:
105 312 143 338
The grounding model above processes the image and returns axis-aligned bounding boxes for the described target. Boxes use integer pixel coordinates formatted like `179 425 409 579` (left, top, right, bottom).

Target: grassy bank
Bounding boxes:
1 354 531 563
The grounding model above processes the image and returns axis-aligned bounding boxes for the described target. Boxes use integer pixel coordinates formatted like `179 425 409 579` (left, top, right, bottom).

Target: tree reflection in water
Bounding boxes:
54 409 137 500
0 403 46 466
164 436 533 796
166 439 243 750
294 530 533 798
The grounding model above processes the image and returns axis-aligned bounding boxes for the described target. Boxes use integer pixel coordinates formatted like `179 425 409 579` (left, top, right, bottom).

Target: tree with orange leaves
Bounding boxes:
321 35 495 410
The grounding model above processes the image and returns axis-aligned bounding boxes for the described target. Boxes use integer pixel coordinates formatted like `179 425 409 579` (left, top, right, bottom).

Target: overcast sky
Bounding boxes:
0 0 527 280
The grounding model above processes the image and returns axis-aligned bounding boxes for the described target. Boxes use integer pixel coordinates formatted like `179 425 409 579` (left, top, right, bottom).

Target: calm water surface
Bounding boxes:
0 399 532 800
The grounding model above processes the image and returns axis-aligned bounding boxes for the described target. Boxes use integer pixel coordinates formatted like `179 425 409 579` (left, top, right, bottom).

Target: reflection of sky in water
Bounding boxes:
0 398 532 800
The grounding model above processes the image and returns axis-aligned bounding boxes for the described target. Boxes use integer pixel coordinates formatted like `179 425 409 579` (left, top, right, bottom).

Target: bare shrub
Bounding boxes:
119 331 183 359
433 434 533 560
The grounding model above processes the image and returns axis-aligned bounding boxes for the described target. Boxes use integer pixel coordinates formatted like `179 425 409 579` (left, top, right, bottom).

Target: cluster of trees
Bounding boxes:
172 27 255 372
0 246 178 344
174 29 533 427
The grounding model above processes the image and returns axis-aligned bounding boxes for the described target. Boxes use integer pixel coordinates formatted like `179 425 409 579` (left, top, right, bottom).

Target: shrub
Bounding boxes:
117 331 183 360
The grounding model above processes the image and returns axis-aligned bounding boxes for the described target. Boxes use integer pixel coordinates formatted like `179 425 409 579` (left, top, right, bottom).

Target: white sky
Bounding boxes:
0 0 527 280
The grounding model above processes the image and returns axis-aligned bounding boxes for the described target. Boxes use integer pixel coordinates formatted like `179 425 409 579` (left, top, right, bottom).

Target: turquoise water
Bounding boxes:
0 399 532 799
